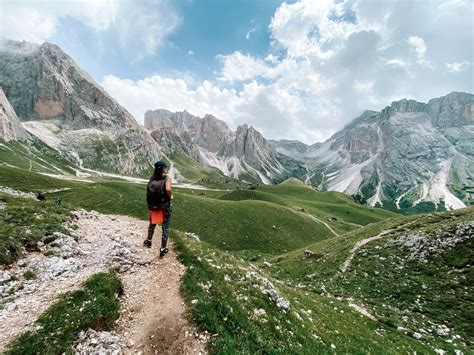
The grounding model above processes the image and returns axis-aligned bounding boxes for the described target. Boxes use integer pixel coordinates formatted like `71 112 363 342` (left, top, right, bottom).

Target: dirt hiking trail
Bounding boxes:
0 210 207 354
115 215 207 354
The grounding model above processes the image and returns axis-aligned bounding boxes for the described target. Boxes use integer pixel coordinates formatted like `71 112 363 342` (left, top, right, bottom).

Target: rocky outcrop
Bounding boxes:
0 88 29 141
391 221 473 261
0 40 161 176
145 109 304 184
296 92 473 210
149 127 201 161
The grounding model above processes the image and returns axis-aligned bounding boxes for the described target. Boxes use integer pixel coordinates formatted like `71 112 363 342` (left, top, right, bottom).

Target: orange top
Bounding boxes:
149 210 165 225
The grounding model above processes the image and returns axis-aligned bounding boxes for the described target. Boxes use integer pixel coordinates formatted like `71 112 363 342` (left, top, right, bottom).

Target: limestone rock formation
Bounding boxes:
0 40 161 176
274 92 473 210
145 109 305 184
0 88 29 141
149 127 201 161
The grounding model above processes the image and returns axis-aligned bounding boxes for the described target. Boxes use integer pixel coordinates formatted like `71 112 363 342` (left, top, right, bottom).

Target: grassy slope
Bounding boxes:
0 139 76 175
0 193 71 265
219 179 397 234
269 208 474 351
3 167 471 352
175 231 430 354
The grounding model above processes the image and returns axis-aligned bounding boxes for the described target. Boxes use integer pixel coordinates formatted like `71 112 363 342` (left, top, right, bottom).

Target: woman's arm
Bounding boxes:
166 176 173 200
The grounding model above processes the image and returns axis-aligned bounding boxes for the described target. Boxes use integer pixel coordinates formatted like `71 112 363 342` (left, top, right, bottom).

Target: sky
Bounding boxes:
0 0 473 144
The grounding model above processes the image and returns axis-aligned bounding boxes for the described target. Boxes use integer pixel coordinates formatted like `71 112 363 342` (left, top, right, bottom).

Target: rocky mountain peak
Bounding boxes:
292 92 473 211
144 109 200 131
196 114 231 152
388 98 428 113
145 108 303 184
0 40 137 130
428 92 473 124
0 40 161 176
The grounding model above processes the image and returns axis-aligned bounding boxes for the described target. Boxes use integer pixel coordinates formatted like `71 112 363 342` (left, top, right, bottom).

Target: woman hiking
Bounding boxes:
144 160 173 258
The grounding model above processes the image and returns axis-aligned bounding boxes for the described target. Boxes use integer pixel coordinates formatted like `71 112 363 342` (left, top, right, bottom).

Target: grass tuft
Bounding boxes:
22 270 37 280
0 194 71 265
6 270 123 355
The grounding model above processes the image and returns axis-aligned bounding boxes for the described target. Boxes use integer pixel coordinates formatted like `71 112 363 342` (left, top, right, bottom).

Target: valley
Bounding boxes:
0 163 472 353
0 38 472 354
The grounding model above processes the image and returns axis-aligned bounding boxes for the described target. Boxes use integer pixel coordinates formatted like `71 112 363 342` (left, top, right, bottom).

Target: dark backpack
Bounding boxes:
146 176 170 210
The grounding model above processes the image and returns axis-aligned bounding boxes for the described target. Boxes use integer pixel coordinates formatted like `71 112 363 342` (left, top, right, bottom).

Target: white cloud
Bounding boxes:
445 61 470 73
0 0 118 42
269 0 371 60
210 0 472 142
217 51 273 82
246 28 256 40
0 0 180 58
101 74 334 144
407 36 427 59
406 36 432 66
188 50 194 56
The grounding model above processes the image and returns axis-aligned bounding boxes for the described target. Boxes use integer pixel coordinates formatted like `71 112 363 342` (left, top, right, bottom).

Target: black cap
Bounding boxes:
154 160 168 169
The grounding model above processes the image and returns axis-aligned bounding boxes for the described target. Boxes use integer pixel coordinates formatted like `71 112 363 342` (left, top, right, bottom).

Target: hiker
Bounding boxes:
144 160 173 257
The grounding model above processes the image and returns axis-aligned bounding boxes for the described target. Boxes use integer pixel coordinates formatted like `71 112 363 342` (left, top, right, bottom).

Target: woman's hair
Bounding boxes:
150 166 165 181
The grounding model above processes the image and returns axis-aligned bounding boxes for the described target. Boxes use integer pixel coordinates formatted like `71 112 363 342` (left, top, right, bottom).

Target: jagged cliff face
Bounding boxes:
145 109 304 184
293 92 473 210
0 88 29 142
149 127 201 161
0 40 161 176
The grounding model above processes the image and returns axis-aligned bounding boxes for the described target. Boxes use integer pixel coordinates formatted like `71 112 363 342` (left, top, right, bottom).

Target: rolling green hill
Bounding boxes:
1 165 472 353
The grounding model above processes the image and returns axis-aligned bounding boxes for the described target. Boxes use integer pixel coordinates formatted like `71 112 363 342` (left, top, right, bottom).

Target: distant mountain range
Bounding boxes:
271 92 473 211
144 109 306 184
0 40 472 211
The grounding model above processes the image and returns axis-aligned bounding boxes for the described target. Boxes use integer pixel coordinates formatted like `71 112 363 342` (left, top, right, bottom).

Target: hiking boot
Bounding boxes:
159 248 169 258
143 239 152 248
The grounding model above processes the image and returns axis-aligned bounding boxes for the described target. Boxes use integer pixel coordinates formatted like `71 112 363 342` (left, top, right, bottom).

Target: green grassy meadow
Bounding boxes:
1 164 472 353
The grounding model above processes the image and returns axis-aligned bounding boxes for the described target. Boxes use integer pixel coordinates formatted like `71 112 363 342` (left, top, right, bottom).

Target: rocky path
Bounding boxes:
339 220 418 273
113 215 207 354
339 228 394 273
0 210 206 354
301 212 339 237
281 205 339 237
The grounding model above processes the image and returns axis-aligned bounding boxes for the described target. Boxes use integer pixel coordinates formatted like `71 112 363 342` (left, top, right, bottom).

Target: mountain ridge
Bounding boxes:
145 108 306 184
272 91 473 211
0 40 161 177
0 88 29 142
1 40 471 211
